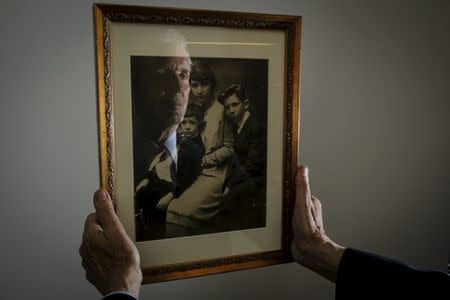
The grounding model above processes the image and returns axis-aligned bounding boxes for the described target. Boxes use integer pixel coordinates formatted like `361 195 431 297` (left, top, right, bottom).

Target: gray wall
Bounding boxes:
1 0 449 299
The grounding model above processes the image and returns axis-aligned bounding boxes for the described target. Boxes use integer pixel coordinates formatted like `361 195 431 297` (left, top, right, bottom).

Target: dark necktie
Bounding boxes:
159 145 177 192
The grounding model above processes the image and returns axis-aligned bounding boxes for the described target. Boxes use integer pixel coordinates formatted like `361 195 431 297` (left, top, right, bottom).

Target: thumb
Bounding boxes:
294 165 314 230
93 189 123 234
295 165 312 210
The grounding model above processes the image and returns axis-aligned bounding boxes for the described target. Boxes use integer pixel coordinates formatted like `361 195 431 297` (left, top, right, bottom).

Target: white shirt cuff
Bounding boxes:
102 291 138 300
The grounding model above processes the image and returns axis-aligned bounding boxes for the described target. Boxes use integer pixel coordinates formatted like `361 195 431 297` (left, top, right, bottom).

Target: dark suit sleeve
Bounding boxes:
174 139 202 197
336 248 450 299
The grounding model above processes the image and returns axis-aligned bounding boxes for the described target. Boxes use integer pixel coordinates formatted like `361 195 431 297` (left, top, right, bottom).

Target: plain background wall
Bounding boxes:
1 0 449 299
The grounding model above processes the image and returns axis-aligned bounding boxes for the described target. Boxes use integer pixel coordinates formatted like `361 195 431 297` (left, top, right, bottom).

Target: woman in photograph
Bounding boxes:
166 60 236 233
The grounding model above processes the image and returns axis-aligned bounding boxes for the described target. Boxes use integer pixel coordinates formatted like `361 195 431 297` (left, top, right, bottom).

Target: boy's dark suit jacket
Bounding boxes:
103 248 449 300
173 136 203 197
217 113 267 230
233 113 266 178
226 113 266 189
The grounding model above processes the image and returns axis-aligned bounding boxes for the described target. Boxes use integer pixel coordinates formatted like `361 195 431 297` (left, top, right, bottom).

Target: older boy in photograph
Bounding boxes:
216 83 267 229
218 83 266 182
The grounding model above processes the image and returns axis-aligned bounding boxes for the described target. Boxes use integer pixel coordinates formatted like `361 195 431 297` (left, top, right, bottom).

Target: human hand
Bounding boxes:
201 154 215 168
80 190 142 297
156 192 174 211
291 166 345 283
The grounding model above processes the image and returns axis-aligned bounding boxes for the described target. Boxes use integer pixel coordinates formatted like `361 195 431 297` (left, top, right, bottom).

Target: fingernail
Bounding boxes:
303 166 309 177
95 189 107 201
298 165 308 177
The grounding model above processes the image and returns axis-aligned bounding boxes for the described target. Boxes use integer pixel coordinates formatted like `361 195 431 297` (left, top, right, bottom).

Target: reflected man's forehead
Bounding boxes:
157 56 192 73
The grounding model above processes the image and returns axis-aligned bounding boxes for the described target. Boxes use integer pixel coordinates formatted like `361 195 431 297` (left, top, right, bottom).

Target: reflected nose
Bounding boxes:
175 74 184 93
177 75 190 97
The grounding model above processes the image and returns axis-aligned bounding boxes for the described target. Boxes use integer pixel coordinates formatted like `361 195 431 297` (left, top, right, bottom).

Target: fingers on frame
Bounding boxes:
295 166 311 208
79 242 95 270
85 269 96 286
79 243 87 258
80 247 96 282
84 213 101 232
79 241 99 289
93 189 124 234
311 195 324 229
81 257 88 271
295 166 311 205
83 213 103 241
311 196 322 214
294 166 315 227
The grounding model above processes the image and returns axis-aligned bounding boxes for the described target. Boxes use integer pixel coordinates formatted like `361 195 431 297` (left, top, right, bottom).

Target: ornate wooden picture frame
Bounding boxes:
94 3 300 284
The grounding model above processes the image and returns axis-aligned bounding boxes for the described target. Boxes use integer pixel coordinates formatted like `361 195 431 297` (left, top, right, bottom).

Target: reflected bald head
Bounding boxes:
159 29 192 66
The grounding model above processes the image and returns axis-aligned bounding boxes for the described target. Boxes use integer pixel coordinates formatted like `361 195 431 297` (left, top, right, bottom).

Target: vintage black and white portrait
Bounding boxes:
95 3 299 282
131 55 268 241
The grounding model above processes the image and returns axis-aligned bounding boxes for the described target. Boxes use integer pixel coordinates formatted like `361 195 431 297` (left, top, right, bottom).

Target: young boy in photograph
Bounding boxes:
134 114 203 239
177 103 205 154
158 102 236 212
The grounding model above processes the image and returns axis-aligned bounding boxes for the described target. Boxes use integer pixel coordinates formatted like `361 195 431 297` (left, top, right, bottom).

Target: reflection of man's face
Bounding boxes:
190 80 212 107
223 95 248 123
154 56 191 129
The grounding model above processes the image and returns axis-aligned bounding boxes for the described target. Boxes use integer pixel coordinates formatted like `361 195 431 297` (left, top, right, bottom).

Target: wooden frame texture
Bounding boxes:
94 3 301 284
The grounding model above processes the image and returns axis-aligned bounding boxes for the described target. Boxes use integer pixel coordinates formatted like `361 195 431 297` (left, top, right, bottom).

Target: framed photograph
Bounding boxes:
94 3 301 283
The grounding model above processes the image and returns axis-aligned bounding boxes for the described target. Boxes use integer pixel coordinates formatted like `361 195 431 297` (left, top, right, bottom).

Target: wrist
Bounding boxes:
297 237 345 283
108 266 142 298
125 266 142 299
